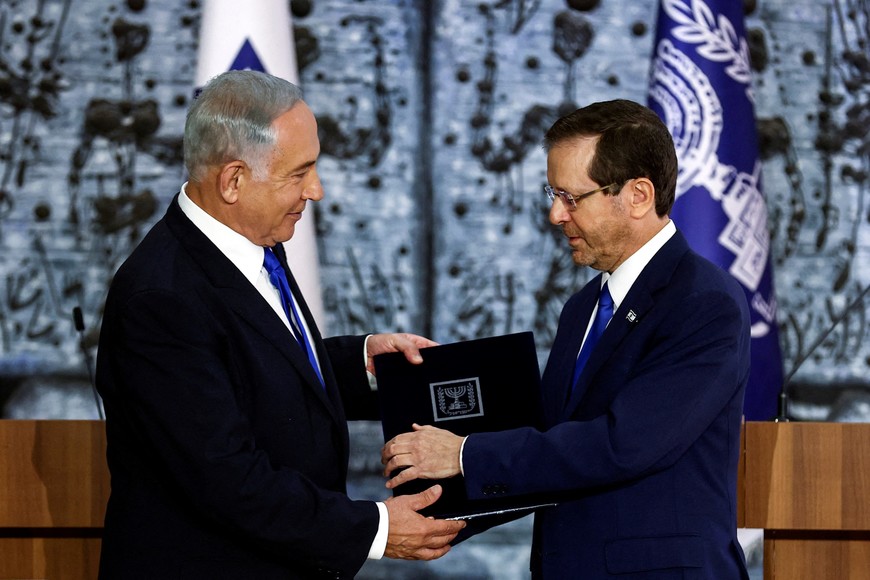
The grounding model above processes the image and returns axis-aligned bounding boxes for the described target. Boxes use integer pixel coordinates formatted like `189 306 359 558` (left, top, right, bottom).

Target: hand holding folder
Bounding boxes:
382 423 465 487
374 332 555 519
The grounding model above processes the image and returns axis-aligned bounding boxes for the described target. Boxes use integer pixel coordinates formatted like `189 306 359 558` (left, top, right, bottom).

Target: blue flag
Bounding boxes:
648 0 783 420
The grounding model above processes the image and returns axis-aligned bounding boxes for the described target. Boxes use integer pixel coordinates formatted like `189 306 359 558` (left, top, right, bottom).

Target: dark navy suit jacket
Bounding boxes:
96 196 380 579
463 231 751 579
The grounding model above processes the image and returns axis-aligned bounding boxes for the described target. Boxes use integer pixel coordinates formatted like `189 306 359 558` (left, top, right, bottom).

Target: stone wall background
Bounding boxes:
0 0 866 577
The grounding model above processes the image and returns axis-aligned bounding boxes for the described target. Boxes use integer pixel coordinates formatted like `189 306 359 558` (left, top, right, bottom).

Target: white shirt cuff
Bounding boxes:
367 501 389 559
459 436 468 477
363 334 378 391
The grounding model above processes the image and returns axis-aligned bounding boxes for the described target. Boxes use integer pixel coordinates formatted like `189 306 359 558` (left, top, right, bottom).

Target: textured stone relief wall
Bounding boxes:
0 0 867 414
297 0 429 340
0 0 197 414
752 1 870 397
3 0 863 576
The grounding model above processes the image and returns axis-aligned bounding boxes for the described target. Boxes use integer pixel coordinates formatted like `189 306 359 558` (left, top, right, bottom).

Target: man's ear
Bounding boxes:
218 160 247 204
628 177 657 218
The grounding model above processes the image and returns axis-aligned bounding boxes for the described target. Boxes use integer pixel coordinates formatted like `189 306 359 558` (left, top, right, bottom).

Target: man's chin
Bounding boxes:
268 234 295 247
571 251 594 268
278 224 297 242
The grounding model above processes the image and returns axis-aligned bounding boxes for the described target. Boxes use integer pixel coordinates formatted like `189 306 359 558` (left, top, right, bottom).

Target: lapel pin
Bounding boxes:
626 310 638 323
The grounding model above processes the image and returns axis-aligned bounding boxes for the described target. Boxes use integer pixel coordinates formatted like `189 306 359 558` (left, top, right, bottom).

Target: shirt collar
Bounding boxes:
178 183 266 286
602 220 676 310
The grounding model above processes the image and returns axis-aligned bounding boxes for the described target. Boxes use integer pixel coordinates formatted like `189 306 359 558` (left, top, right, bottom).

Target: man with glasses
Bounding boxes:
381 99 751 579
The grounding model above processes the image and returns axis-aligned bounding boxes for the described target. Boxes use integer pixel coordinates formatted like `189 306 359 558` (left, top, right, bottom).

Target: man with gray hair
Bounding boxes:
96 70 464 579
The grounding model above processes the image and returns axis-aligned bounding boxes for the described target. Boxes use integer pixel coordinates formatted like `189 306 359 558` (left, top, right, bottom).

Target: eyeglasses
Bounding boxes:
544 182 619 211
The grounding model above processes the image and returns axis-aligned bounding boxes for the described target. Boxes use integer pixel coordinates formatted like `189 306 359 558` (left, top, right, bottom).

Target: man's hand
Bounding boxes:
383 484 465 560
381 424 463 489
366 333 438 375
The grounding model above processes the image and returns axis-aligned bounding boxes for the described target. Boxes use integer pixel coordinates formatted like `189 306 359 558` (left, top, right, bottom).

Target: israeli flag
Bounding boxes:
649 0 783 420
195 0 325 329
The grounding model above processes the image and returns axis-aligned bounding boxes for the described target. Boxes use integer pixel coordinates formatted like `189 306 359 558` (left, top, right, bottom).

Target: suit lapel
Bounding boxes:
164 197 341 422
546 276 601 422
563 286 655 415
562 232 691 418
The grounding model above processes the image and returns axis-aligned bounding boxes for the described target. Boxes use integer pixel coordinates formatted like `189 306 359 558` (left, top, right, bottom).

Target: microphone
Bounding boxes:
775 283 870 422
73 306 85 333
73 306 104 420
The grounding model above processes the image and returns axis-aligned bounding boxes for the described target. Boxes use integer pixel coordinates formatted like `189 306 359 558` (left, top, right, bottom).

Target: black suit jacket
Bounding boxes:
96 195 380 579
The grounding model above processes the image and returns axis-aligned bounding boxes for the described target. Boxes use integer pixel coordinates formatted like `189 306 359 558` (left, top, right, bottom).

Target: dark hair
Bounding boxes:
543 99 677 217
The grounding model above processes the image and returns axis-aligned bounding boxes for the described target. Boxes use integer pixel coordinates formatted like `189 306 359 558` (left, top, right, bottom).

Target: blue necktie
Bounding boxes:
263 247 324 386
570 282 614 391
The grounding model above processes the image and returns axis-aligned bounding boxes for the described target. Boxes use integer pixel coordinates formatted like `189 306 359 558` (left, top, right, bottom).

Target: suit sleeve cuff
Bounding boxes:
367 501 388 560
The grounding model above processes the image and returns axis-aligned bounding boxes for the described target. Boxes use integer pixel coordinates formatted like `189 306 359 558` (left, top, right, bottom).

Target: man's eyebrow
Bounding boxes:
288 160 317 174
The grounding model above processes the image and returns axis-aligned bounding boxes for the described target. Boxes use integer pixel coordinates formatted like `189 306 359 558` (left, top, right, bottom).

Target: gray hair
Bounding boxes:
184 70 304 181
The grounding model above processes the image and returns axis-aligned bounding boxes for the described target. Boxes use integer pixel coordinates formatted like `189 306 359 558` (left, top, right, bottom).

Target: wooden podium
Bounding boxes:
0 420 109 580
739 421 870 579
4 419 870 578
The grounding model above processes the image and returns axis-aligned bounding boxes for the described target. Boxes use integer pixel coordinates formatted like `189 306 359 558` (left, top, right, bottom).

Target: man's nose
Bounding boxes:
303 170 324 201
549 196 569 225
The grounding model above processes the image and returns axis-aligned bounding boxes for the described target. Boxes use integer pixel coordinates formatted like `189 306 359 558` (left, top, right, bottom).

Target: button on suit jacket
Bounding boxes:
462 231 752 579
96 195 380 579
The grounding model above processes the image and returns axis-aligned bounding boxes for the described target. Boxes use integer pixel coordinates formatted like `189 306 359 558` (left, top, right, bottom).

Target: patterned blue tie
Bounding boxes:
571 282 614 392
263 247 324 386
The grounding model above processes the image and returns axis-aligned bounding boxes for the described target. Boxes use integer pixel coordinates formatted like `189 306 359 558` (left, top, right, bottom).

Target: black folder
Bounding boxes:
374 331 555 519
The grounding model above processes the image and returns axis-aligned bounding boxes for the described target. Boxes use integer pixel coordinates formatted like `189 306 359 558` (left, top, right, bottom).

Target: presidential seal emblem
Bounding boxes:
430 378 484 422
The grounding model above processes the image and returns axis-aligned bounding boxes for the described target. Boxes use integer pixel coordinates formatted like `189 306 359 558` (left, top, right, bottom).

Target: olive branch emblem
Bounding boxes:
661 0 751 86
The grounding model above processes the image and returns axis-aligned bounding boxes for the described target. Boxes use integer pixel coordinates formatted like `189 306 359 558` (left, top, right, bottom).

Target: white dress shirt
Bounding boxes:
581 219 677 345
178 185 388 559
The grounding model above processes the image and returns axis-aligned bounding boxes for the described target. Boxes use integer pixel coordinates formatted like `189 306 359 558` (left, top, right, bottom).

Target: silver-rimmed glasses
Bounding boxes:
544 182 619 211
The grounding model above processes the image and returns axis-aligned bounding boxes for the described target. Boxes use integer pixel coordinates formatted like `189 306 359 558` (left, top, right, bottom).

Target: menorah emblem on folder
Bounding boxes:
431 377 484 421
